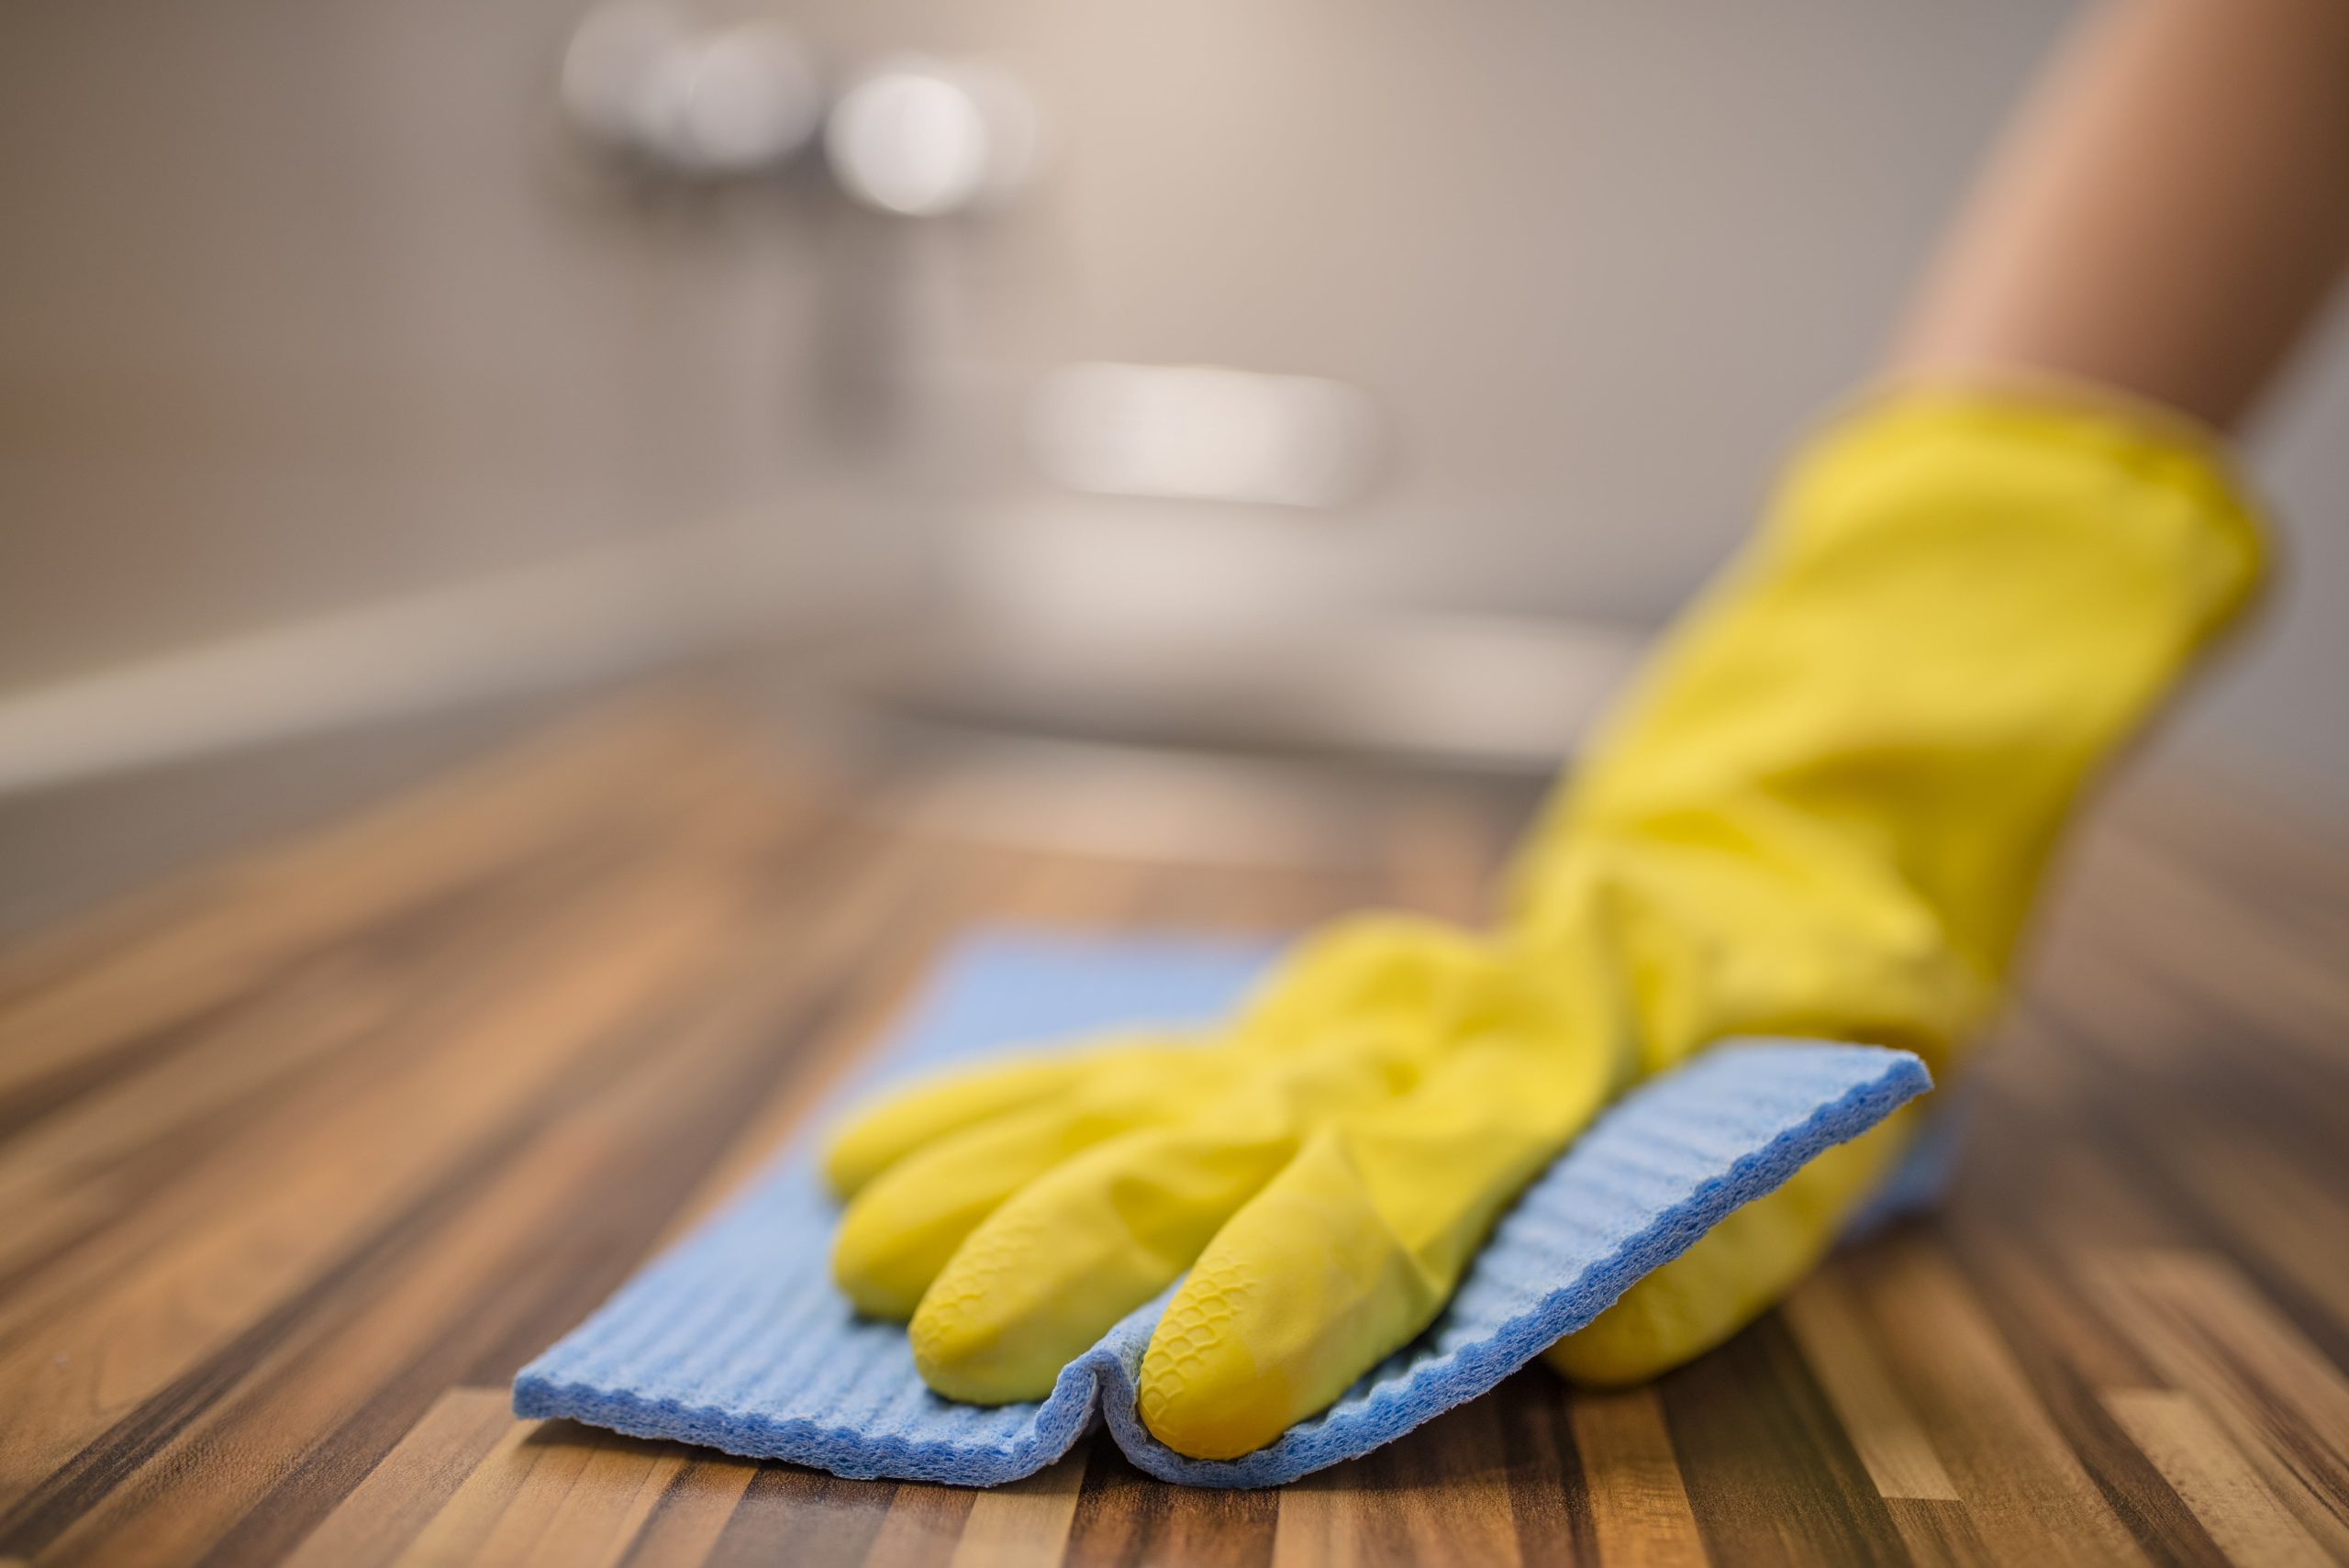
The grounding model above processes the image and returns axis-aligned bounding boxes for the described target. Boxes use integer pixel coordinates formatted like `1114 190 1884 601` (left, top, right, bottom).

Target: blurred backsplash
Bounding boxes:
4 0 2343 814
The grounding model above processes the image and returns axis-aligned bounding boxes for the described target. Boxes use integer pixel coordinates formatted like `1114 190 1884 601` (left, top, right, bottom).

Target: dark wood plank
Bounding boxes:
0 693 2343 1566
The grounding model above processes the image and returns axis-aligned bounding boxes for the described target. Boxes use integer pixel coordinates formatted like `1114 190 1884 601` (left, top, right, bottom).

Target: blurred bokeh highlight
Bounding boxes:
3 0 2344 929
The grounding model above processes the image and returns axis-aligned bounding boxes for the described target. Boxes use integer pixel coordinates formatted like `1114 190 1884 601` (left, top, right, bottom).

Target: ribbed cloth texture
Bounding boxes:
515 932 1932 1487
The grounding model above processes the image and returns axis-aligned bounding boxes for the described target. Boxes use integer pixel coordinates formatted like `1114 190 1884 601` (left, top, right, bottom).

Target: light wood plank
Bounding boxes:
0 843 758 1502
283 1388 518 1568
613 1455 761 1568
943 1447 1089 1568
386 1418 562 1568
1852 1240 2147 1565
11 818 921 1566
2168 1127 2349 1337
1783 1272 1959 1501
0 699 2343 1566
644 836 998 1252
507 1431 693 1568
1569 1387 1708 1568
0 703 754 1099
2087 1249 2349 1560
1270 1473 1364 1568
858 1481 976 1568
2104 1388 2330 1568
1272 1396 1531 1568
1362 1397 1525 1567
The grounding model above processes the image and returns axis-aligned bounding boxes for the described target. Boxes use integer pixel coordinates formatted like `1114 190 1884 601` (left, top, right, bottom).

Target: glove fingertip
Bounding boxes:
1138 1258 1297 1461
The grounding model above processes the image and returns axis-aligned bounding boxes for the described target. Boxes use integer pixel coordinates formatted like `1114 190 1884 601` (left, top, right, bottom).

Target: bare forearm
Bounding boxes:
1896 0 2349 429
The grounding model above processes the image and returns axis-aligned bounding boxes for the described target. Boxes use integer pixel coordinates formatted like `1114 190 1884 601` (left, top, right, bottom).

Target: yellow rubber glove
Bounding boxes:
829 915 1635 1458
826 388 2266 1455
1524 387 2264 1378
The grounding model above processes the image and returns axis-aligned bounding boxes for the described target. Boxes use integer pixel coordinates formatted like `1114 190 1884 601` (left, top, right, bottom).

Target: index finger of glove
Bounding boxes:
824 1051 1098 1200
1136 1033 1621 1459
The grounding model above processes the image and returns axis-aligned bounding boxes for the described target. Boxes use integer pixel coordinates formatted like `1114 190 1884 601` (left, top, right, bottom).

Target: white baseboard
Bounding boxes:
0 520 871 796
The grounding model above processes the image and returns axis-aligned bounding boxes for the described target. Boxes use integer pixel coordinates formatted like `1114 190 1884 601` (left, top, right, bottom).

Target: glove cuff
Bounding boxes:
1776 384 2270 635
1506 385 2274 1073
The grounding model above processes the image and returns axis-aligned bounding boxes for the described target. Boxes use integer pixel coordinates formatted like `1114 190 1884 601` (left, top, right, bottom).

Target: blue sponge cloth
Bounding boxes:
514 931 1932 1487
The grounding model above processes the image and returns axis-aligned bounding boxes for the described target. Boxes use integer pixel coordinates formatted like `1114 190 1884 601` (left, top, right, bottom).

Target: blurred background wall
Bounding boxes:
3 0 2342 817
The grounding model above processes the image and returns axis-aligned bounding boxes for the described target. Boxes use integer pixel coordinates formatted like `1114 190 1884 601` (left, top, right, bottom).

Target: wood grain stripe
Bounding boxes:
615 1456 761 1568
382 1417 561 1567
855 1480 976 1568
1270 1472 1364 1568
2104 1389 2331 1568
704 1467 899 1567
0 793 771 1355
507 1430 695 1568
0 844 759 1507
946 1448 1090 1568
2087 1250 2349 1560
1847 1240 2148 1565
1783 1272 1959 1500
0 822 661 1288
1366 1396 1525 1567
0 695 2343 1565
281 1388 517 1568
2 816 902 1562
1570 1387 1707 1568
0 704 752 1100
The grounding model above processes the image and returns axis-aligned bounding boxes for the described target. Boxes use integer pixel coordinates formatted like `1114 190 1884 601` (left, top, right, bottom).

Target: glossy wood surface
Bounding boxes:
1 695 2343 1566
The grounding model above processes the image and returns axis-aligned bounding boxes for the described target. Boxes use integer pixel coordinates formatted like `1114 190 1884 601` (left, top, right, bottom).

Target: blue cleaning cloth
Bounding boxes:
515 931 1932 1487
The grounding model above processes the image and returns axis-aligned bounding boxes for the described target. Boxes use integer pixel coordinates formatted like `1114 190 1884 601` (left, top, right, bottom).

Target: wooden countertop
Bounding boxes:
2 695 2344 1567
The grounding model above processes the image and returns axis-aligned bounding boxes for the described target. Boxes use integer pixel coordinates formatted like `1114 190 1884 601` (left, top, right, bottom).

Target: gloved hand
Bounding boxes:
826 388 2266 1458
828 914 1634 1458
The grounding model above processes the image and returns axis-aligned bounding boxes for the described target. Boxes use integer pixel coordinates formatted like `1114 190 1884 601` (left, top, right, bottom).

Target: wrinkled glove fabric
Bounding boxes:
516 933 1930 1485
518 388 2266 1478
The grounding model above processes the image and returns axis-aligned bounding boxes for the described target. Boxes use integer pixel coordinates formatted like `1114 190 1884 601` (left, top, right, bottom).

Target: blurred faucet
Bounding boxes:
559 4 1036 462
561 5 1034 208
561 2 823 178
822 57 1037 217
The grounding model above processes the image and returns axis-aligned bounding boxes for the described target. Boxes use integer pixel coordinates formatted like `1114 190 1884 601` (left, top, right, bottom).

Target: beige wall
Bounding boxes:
0 0 850 687
3 1 2340 813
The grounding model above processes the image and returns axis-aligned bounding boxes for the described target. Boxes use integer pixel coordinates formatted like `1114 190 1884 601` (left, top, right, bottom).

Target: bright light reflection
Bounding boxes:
1029 363 1379 508
825 61 1031 217
562 5 818 173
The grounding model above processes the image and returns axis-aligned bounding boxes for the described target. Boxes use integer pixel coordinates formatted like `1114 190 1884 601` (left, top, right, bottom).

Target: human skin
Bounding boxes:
1895 0 2349 430
828 0 2349 1445
1553 0 2349 1386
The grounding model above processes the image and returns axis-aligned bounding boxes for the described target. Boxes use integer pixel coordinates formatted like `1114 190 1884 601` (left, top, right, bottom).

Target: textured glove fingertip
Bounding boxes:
1137 1257 1294 1461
